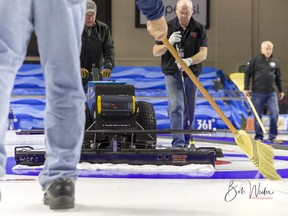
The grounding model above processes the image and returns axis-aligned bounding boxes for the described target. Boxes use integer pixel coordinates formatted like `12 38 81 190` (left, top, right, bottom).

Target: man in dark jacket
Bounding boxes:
244 41 284 144
153 0 208 148
80 0 115 88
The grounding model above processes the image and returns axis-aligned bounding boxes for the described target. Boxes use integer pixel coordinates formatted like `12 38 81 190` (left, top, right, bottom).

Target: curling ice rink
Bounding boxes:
1 131 288 216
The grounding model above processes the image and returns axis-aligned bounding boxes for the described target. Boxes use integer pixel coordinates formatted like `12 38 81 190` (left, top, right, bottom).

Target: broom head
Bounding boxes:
234 129 281 180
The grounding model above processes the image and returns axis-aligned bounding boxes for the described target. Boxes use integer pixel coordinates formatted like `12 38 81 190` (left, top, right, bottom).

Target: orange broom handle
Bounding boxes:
162 38 238 134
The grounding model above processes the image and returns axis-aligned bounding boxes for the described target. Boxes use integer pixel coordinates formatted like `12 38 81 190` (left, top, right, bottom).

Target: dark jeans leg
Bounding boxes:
251 92 265 140
266 92 279 140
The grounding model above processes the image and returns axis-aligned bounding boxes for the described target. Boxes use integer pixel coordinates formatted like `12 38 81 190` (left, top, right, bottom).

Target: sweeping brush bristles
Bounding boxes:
234 130 281 180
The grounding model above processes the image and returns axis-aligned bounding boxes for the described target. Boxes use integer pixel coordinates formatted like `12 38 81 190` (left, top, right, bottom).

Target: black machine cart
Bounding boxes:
15 81 222 167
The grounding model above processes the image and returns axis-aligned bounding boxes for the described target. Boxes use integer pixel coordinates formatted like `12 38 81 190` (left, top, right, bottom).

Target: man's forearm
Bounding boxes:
153 44 167 57
190 47 207 64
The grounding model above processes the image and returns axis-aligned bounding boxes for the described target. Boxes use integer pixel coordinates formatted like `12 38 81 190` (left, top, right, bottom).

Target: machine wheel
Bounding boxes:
85 102 93 129
135 101 157 148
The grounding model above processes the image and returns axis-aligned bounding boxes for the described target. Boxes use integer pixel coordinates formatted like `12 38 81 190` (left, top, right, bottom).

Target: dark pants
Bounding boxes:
252 92 279 140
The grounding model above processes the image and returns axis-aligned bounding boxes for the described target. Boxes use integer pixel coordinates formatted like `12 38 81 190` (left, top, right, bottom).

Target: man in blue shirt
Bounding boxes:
0 0 167 209
0 0 87 209
136 0 167 41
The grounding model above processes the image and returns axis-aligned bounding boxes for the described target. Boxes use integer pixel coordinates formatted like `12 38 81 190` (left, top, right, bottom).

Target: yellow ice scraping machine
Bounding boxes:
97 95 136 116
93 83 138 129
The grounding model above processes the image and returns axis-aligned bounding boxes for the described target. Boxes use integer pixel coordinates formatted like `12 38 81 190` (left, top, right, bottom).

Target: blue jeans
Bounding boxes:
164 72 198 147
0 0 86 191
251 92 279 140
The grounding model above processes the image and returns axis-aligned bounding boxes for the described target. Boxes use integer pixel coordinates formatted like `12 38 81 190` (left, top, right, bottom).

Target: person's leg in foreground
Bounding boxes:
35 0 86 209
0 0 86 209
0 0 36 202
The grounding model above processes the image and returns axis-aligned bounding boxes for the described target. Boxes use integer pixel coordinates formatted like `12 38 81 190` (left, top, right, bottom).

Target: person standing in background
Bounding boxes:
244 41 284 144
8 106 15 130
80 0 115 89
8 106 14 130
153 0 208 148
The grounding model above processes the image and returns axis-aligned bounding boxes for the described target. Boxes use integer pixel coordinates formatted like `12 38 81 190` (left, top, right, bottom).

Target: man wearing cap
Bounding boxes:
80 0 115 88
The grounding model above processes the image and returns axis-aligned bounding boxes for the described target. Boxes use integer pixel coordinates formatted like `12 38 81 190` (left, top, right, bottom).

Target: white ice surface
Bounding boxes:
1 131 288 215
1 176 288 216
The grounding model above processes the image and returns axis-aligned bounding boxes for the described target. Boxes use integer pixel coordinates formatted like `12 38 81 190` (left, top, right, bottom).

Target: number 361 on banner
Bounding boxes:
194 118 217 130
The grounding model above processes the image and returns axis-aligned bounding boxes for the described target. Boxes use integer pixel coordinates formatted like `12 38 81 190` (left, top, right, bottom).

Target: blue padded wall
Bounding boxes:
10 64 248 130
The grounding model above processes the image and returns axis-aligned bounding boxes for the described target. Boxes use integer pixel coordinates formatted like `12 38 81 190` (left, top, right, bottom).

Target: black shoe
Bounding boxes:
255 139 263 142
187 144 196 150
43 178 75 210
269 138 283 144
